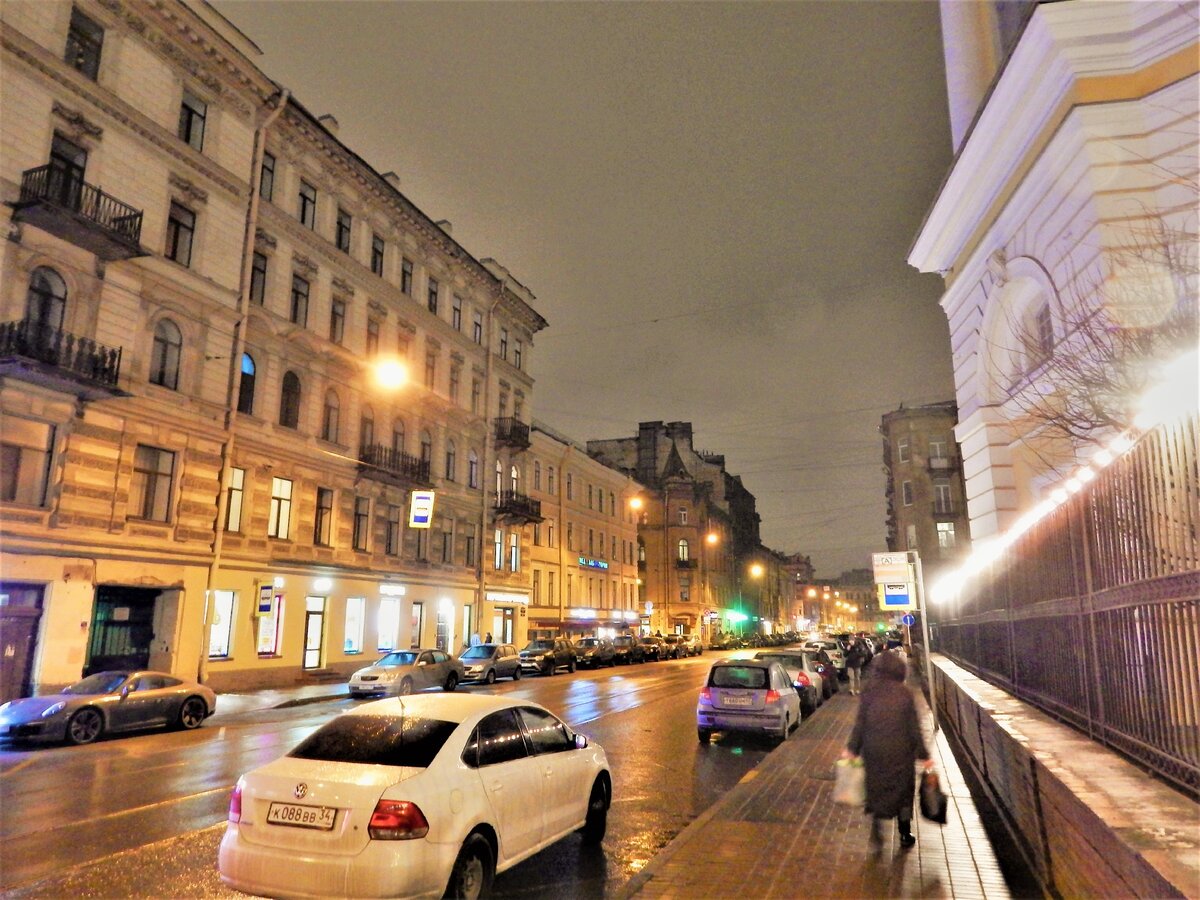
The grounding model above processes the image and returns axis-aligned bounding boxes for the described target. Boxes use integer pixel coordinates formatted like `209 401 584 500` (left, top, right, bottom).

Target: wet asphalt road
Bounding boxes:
1 651 788 898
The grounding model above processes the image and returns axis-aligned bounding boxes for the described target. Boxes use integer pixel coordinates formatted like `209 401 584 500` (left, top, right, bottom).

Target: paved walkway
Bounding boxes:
623 672 1012 899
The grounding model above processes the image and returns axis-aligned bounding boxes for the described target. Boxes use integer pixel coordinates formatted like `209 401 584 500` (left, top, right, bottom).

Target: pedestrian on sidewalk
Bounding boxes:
843 651 933 849
846 638 867 695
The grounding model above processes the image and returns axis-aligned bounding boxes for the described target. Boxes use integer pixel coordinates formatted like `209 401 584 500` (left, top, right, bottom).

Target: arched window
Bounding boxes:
359 404 375 451
237 353 256 415
638 540 646 563
495 459 503 494
677 539 690 562
534 460 541 490
510 465 519 493
445 439 457 481
26 267 67 333
321 390 340 442
391 420 405 454
279 371 301 429
468 449 479 488
419 430 432 465
149 319 182 389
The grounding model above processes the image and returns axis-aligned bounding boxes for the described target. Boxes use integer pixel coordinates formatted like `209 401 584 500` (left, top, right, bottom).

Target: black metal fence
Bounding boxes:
20 164 144 244
932 413 1199 798
0 318 123 388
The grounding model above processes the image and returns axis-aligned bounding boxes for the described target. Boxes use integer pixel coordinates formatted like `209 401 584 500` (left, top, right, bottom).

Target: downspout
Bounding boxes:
475 293 502 640
558 444 573 631
199 87 290 683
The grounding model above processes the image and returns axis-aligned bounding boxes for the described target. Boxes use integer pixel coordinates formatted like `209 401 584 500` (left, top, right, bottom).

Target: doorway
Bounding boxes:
493 607 514 645
303 596 325 669
0 583 44 702
87 586 158 673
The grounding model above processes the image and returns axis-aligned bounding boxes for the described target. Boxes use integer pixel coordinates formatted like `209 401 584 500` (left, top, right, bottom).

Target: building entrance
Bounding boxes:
0 583 44 702
87 586 159 673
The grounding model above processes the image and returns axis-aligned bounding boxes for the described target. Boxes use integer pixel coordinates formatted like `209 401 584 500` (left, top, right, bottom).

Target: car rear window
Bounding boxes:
759 654 807 669
289 714 458 767
378 651 418 666
709 666 768 689
807 641 838 651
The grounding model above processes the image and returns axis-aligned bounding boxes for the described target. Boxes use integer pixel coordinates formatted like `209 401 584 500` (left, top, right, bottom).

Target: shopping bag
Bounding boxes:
920 771 947 824
833 758 865 806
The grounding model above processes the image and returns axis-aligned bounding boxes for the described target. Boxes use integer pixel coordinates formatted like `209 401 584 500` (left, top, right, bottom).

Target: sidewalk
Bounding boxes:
622 673 1012 899
206 681 348 722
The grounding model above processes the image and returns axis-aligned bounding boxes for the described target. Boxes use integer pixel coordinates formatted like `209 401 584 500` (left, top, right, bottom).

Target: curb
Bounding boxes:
272 692 348 709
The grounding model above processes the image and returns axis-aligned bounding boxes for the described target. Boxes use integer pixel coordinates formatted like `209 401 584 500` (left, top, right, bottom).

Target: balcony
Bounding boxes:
932 501 958 519
927 456 959 472
358 444 432 487
493 416 531 451
0 318 126 399
675 558 697 569
10 165 146 260
493 489 543 523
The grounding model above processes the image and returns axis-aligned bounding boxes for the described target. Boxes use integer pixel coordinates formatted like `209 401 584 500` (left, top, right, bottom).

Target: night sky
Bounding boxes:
213 0 957 577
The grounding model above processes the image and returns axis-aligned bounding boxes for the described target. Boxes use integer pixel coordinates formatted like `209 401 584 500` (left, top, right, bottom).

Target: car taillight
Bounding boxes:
228 783 242 823
795 673 811 687
765 689 781 703
699 687 712 704
368 800 429 840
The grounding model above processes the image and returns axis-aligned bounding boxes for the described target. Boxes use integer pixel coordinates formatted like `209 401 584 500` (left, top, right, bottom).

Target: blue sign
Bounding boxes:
901 613 916 626
578 556 609 570
882 583 911 606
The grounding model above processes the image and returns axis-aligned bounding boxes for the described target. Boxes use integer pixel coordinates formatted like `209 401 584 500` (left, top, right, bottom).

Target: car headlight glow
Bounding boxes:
41 701 67 718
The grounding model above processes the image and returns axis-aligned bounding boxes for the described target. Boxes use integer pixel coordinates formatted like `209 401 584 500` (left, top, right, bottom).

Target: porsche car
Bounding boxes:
0 670 216 745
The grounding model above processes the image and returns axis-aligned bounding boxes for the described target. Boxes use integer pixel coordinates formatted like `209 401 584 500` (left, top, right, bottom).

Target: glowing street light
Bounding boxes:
749 563 764 579
706 532 719 546
629 496 644 511
373 358 409 391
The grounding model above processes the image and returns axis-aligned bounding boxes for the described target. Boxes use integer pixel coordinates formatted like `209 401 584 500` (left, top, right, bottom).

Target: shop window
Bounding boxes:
378 597 399 651
257 594 283 655
208 590 235 658
344 597 365 653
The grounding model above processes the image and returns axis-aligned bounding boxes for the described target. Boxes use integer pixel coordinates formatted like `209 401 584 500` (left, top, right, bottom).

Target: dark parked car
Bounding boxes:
804 650 839 699
0 670 216 745
611 635 645 664
458 643 522 683
661 635 688 659
576 637 616 668
519 638 577 675
639 636 666 661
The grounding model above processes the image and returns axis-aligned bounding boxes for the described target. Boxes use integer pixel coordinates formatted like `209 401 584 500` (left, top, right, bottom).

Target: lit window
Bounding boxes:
268 476 293 538
344 597 365 653
937 521 957 551
224 466 245 532
678 539 690 561
208 590 235 658
377 598 399 650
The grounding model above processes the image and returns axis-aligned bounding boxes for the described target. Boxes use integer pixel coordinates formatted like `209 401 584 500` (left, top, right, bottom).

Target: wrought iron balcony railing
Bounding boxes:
0 318 123 396
493 416 531 450
13 164 145 259
358 444 431 485
675 557 697 569
494 489 542 522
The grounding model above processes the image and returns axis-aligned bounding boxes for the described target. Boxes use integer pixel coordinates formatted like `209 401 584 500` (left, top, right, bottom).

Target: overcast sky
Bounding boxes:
213 0 957 578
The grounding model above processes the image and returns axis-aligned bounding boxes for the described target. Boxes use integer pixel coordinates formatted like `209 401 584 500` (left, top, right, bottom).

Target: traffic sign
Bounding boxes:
878 582 917 611
901 613 916 626
872 552 915 585
408 490 436 528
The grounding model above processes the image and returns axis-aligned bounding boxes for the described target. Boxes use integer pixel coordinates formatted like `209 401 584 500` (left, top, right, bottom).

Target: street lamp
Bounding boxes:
373 357 409 391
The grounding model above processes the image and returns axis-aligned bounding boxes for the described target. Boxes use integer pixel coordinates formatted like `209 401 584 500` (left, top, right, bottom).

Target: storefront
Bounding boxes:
483 590 529 647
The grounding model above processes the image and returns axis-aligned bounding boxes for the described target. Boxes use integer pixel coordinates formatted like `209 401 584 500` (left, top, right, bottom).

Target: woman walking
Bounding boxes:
844 651 932 848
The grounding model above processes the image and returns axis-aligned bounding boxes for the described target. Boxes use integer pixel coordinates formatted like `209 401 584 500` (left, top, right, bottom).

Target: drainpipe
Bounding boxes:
475 293 501 643
199 87 290 683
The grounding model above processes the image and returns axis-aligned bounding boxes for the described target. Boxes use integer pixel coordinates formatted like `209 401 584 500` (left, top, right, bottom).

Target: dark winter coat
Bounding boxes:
846 653 929 818
846 642 867 670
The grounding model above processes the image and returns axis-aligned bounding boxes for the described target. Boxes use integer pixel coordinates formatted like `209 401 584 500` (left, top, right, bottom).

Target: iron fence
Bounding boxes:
19 164 144 244
932 413 1199 798
0 318 122 388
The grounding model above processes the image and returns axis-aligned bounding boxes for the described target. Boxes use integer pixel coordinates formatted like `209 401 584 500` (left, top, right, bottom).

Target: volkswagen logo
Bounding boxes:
294 782 308 799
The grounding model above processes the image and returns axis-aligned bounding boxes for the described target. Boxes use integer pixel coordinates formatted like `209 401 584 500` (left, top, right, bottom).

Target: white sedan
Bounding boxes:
218 694 610 899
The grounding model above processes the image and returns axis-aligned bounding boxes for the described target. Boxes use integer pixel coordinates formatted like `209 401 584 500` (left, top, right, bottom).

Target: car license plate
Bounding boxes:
266 802 336 830
723 694 753 707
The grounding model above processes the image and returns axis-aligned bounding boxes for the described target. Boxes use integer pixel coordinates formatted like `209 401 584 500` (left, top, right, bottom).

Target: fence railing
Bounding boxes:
0 318 122 388
19 164 144 244
358 444 431 484
931 413 1199 798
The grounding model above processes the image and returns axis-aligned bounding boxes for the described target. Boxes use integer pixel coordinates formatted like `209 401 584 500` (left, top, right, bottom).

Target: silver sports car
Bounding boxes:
0 670 217 745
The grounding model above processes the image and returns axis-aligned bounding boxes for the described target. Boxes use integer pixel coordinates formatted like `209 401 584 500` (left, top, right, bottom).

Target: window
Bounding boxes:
26 267 67 333
532 569 542 604
279 371 301 429
290 274 309 326
902 480 913 506
321 390 340 443
465 524 477 567
547 466 556 495
259 152 275 201
208 591 235 658
329 298 346 344
534 461 542 491
371 234 385 275
1 417 55 507
1034 303 1054 359
353 497 370 551
366 318 380 356
256 593 283 655
427 278 439 314
517 707 573 754
314 487 334 545
509 464 519 493
149 319 181 390
416 528 428 561
472 311 483 344
268 476 293 538
468 450 479 489
442 519 455 563
937 521 957 551
499 327 509 360
897 439 909 463
567 522 575 551
392 421 406 454
929 438 948 461
419 431 432 467
678 507 688 525
448 366 460 403
588 528 594 555
250 252 267 305
587 485 593 509
445 439 457 481
386 504 403 555
494 528 503 570
224 466 245 532
452 295 463 330
344 597 365 653
678 539 690 561
546 519 555 548
906 523 917 550
298 180 317 229
401 257 414 294
232 353 256 416
465 709 528 768
470 379 481 415
513 340 523 370
130 444 174 521
165 202 195 266
65 7 104 79
178 90 206 151
336 208 352 253
424 349 437 388
359 406 375 450
509 533 519 572
377 598 399 651
48 133 87 209
566 474 574 500
934 481 953 515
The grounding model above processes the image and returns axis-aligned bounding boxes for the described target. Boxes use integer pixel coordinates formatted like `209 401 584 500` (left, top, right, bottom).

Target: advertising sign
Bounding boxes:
409 490 436 528
256 584 274 616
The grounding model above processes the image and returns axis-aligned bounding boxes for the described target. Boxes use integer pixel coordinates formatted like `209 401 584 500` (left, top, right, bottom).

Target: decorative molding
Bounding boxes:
367 299 388 318
986 248 1009 286
396 318 417 336
51 101 103 141
254 228 276 252
450 351 465 364
169 172 208 205
292 252 318 278
331 275 354 297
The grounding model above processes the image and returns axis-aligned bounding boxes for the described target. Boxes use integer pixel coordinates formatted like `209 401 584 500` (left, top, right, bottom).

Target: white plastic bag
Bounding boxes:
833 758 866 806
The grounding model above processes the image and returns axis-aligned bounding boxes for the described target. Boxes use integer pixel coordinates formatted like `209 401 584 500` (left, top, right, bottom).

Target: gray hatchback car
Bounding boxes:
458 643 522 684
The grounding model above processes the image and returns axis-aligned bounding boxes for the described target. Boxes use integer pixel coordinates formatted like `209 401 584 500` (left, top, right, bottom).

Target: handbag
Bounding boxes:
920 771 948 824
833 758 866 806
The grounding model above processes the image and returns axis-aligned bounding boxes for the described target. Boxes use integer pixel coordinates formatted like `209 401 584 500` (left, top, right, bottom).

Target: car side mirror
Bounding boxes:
574 733 589 750
417 660 427 667
120 684 132 699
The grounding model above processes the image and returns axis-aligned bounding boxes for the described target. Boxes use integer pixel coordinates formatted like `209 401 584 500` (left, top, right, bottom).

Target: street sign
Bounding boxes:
408 490 436 528
901 613 916 626
872 552 915 584
878 582 917 611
